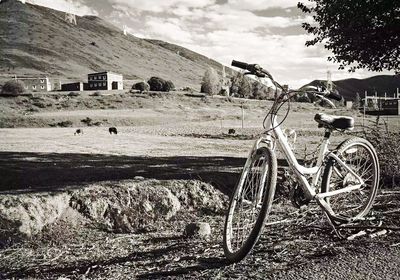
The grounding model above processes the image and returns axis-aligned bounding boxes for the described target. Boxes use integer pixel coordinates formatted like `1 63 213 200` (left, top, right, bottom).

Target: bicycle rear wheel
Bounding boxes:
223 147 277 263
321 137 380 221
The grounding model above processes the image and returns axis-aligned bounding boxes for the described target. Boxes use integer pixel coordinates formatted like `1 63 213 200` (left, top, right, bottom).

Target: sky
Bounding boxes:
26 0 393 88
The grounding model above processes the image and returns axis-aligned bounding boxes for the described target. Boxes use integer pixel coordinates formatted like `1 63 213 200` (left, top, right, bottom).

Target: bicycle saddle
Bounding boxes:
314 113 354 130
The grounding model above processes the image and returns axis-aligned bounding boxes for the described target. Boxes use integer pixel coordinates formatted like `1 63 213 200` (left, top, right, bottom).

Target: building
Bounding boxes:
17 76 52 92
382 99 400 115
87 71 123 91
61 82 84 91
345 100 353 109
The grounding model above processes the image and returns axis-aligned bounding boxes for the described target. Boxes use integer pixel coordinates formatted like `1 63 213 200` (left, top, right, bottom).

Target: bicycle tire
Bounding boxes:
321 137 380 220
223 147 277 263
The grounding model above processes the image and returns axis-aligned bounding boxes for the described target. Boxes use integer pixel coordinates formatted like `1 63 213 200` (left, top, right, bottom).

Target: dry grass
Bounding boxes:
362 117 400 188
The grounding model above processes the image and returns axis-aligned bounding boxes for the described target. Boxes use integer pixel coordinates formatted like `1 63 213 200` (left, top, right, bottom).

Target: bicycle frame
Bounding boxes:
251 112 365 222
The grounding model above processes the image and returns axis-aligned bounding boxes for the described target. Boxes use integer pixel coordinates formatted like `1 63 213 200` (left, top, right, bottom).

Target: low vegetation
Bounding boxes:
363 117 400 188
0 80 25 96
147 77 175 92
133 81 150 93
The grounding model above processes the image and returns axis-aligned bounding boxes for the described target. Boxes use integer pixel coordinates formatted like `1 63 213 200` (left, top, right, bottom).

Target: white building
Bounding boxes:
87 71 123 90
17 76 52 92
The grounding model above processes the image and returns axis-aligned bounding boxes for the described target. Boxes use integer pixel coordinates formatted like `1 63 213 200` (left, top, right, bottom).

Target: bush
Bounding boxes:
133 81 150 93
1 80 25 96
56 120 73 127
68 91 80 97
81 117 93 126
296 92 311 103
364 117 400 188
201 68 221 95
147 77 173 92
164 80 175 92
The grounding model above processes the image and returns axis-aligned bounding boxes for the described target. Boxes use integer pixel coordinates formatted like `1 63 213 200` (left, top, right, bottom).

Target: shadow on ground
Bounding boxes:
0 151 289 195
0 152 247 195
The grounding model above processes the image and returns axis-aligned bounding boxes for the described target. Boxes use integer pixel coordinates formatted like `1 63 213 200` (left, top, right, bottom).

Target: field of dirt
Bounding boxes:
1 92 400 279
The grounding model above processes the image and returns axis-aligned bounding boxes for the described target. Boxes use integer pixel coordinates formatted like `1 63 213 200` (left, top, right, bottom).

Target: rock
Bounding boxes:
0 192 70 244
184 222 211 238
69 181 181 233
0 179 227 243
133 176 145 181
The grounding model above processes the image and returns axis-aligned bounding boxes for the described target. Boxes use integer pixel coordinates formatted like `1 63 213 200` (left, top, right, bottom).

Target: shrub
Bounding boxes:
56 120 73 127
81 117 93 126
164 80 175 92
133 81 150 93
68 91 80 97
147 77 173 92
296 92 311 103
363 117 400 188
1 80 25 96
201 68 221 95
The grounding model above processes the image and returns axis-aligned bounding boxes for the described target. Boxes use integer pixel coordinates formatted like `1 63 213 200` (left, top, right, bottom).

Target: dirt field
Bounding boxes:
1 92 400 279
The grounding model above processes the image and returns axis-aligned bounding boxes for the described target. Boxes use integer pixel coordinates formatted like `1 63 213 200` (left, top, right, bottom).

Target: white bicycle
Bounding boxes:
223 60 380 263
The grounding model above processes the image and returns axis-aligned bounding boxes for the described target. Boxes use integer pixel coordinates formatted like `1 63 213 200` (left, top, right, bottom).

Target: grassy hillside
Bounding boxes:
0 0 227 89
306 75 400 101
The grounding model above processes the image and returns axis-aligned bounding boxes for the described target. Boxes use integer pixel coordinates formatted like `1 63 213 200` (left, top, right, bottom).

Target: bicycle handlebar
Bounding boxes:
231 59 343 102
231 60 272 79
231 60 250 70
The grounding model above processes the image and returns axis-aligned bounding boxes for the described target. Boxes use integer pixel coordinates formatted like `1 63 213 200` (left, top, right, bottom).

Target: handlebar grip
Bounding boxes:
327 91 342 101
231 60 249 70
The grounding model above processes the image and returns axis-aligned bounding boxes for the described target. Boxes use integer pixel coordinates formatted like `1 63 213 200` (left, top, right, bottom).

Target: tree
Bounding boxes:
230 72 252 98
353 92 361 109
201 68 221 95
252 79 268 100
298 0 400 72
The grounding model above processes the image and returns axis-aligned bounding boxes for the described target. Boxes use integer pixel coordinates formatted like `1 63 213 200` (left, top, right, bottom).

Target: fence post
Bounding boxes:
241 105 244 129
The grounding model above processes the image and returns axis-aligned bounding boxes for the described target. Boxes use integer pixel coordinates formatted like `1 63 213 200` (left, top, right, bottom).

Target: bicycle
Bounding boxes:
223 60 380 263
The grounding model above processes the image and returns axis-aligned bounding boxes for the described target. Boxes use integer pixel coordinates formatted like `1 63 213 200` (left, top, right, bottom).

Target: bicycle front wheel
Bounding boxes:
321 137 380 221
223 147 277 263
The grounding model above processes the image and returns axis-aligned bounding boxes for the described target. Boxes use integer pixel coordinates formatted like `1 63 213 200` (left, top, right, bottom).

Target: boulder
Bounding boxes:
184 222 211 238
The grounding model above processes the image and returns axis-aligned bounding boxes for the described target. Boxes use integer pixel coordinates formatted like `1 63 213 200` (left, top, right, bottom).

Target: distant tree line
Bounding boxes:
200 67 273 100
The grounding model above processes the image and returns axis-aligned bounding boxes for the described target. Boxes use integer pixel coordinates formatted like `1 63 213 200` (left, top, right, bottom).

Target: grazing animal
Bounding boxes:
74 129 83 135
228 128 236 135
109 127 118 135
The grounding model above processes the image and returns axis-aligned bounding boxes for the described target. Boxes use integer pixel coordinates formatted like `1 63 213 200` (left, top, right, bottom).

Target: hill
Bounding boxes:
0 0 227 89
305 75 400 100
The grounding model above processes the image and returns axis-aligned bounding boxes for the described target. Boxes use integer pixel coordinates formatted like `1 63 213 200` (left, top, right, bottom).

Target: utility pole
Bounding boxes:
363 91 367 127
241 105 244 129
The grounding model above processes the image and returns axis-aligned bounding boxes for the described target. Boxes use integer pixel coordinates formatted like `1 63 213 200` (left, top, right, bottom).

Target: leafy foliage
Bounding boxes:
363 117 400 188
298 0 400 72
1 80 25 96
133 81 150 93
352 92 361 109
201 68 221 95
230 73 252 98
147 77 174 92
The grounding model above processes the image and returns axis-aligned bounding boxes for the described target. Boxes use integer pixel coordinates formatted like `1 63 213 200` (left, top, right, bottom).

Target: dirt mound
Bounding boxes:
0 179 227 246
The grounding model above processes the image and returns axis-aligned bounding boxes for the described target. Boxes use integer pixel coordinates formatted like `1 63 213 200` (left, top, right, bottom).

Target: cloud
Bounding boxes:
109 0 214 13
30 0 98 16
226 0 300 10
26 0 393 88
